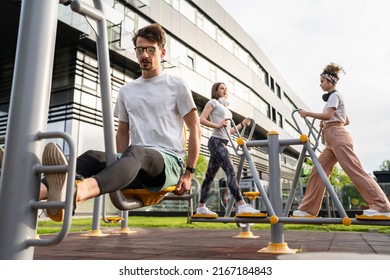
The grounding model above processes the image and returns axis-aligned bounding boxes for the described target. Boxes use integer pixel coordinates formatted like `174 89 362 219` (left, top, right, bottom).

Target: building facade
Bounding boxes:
0 0 312 213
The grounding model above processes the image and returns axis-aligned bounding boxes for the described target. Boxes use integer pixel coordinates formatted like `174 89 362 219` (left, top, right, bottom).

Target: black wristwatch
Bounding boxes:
186 166 196 173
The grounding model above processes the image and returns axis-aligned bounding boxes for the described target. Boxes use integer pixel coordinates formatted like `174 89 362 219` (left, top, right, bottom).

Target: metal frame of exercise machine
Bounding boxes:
191 110 390 254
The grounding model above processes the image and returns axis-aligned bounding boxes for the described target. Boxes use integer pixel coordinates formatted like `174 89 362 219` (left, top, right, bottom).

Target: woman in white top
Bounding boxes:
293 62 390 218
196 82 260 216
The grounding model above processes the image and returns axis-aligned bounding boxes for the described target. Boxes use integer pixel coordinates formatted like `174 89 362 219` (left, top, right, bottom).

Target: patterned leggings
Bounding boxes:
199 136 244 204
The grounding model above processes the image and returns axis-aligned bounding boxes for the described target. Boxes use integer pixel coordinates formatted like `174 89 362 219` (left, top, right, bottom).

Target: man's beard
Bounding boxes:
140 59 152 70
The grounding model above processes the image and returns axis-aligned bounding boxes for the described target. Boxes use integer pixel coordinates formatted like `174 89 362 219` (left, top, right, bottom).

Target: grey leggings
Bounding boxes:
199 136 244 204
77 146 166 194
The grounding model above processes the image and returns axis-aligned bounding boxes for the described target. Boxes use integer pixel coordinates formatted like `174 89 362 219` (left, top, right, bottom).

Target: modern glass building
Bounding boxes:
0 0 312 214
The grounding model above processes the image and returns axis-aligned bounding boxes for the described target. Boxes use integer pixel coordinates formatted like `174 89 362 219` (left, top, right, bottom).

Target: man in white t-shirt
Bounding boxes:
41 23 201 222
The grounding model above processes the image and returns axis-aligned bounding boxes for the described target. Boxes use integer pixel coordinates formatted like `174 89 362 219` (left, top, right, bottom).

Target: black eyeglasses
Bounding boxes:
134 46 156 54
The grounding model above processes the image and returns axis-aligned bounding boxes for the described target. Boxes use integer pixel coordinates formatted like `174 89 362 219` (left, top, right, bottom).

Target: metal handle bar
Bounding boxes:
224 118 256 156
27 131 76 247
163 178 200 201
291 109 322 150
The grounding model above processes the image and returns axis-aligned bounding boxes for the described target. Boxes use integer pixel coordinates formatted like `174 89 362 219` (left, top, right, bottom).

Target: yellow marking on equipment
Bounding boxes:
121 185 176 206
104 217 124 223
355 214 390 221
290 215 317 218
236 138 245 146
235 212 268 218
269 215 279 224
300 134 308 143
258 242 297 254
243 191 260 200
191 213 218 219
268 131 279 135
342 217 352 226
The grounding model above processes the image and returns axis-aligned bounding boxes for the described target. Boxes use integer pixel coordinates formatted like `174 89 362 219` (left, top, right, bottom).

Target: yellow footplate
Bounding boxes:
191 213 218 219
356 214 390 220
235 212 268 218
290 215 318 218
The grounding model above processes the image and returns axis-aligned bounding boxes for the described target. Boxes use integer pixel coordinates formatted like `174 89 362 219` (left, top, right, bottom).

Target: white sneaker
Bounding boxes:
196 207 217 215
237 204 260 214
292 210 314 217
363 209 390 217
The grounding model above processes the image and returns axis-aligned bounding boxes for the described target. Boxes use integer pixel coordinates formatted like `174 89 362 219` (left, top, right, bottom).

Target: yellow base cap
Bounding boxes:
80 230 110 237
233 231 260 239
118 228 137 234
258 242 297 254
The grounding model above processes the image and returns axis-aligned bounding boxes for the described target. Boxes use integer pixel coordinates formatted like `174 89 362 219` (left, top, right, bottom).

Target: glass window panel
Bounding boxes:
249 92 261 108
195 55 209 77
74 89 81 103
121 16 135 50
81 92 97 108
238 46 248 65
209 65 216 81
180 0 195 24
171 0 180 11
169 38 187 66
137 16 151 30
203 17 216 39
222 33 233 53
75 75 82 86
216 68 228 84
196 11 203 29
259 97 270 117
83 77 97 91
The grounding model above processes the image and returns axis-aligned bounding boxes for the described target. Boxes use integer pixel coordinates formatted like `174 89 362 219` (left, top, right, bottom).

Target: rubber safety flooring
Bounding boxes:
33 227 390 260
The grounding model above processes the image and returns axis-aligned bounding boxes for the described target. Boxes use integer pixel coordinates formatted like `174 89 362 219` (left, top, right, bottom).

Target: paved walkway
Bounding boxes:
33 227 390 260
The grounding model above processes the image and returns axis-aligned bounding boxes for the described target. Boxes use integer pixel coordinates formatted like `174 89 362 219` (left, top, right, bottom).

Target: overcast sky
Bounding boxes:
217 0 390 174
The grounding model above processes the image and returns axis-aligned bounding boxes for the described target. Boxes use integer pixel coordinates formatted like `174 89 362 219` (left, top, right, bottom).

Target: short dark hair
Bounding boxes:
132 23 166 49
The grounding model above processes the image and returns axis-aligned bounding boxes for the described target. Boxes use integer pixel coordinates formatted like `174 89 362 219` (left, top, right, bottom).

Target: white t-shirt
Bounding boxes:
114 72 196 159
207 98 233 140
323 91 346 124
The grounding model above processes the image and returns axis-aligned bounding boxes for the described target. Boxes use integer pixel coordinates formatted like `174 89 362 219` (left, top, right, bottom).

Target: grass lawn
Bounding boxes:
37 215 390 235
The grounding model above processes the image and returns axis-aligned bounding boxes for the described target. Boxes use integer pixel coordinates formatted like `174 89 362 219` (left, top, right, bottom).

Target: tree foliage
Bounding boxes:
301 159 352 189
194 154 208 185
379 160 390 171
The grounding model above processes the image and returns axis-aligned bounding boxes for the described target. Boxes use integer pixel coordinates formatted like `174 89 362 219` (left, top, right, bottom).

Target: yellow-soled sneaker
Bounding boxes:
356 209 390 220
42 143 68 222
291 209 317 218
192 207 218 218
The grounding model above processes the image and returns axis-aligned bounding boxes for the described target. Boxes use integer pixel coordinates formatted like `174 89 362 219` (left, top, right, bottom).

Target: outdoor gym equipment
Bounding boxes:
191 109 390 254
0 0 198 259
